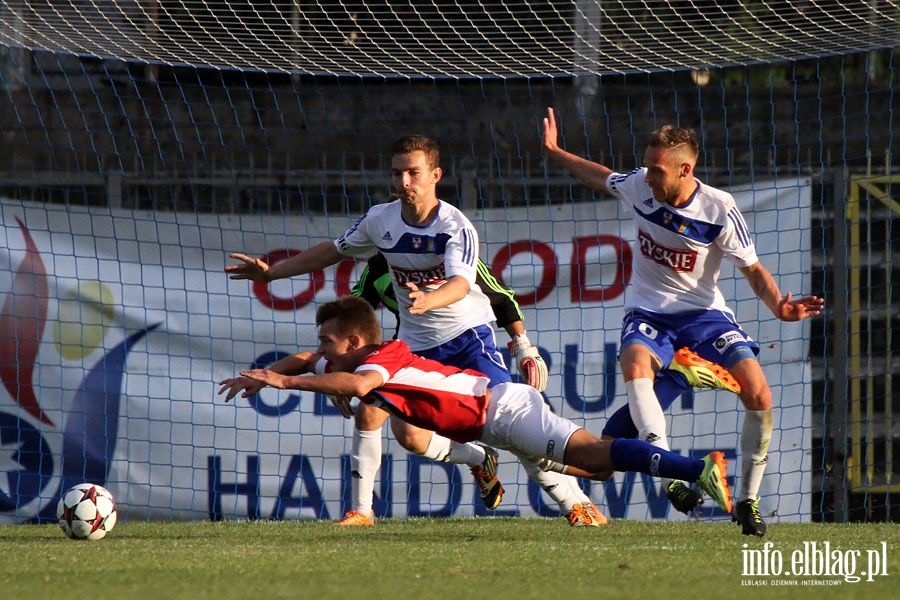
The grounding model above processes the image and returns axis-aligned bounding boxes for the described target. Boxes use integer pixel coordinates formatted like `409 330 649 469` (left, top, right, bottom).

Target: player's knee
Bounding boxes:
389 420 430 453
354 403 389 429
740 387 772 411
590 470 614 481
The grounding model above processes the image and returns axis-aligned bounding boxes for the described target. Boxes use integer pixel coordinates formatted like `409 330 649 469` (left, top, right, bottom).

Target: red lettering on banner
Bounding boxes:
254 235 634 311
491 241 557 306
252 248 324 311
571 235 632 302
637 230 696 271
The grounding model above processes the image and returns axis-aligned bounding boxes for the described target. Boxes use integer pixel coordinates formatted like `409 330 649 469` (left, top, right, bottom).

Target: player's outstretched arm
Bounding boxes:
240 368 384 400
542 107 614 196
217 376 266 402
217 351 320 403
739 262 824 322
225 241 343 282
775 292 825 321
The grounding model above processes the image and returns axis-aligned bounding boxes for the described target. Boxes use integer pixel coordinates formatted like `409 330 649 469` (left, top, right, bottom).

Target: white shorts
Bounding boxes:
479 382 580 470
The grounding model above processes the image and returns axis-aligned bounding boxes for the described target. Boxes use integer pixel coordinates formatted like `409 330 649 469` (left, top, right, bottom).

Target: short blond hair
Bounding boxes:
647 125 699 162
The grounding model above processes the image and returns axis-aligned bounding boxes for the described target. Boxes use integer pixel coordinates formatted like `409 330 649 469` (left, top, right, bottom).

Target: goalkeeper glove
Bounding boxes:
328 395 354 419
508 333 548 392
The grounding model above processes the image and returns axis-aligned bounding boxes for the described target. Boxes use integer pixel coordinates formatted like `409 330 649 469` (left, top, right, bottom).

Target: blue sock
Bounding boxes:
609 438 704 481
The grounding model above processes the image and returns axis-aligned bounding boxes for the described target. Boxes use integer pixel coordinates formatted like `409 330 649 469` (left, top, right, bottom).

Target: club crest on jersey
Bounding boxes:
637 230 697 272
662 211 691 234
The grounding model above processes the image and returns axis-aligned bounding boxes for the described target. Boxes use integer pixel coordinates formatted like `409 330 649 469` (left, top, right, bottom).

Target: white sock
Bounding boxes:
420 435 487 467
520 459 587 513
740 409 773 501
559 474 591 512
420 433 452 461
350 426 382 515
626 377 673 487
448 441 488 467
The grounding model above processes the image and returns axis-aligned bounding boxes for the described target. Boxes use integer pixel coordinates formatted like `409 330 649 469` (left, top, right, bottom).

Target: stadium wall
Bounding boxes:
0 66 894 194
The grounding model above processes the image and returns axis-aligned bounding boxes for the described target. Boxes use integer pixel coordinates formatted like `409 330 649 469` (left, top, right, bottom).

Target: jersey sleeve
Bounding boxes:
606 168 644 214
475 259 523 328
335 211 377 258
442 223 479 283
353 253 400 313
353 253 401 339
350 263 378 306
314 356 329 375
354 340 409 383
718 204 760 267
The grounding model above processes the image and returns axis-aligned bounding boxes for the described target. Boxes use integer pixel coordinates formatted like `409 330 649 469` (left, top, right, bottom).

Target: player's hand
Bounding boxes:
542 107 561 154
405 282 432 315
328 395 355 419
776 292 824 322
217 376 266 403
509 341 548 392
240 368 289 389
225 253 271 282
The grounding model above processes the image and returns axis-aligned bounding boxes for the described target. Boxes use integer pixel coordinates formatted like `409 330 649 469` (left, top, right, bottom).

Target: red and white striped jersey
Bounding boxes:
334 339 491 443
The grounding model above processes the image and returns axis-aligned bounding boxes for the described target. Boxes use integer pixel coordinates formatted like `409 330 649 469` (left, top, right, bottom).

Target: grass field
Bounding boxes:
2 518 898 599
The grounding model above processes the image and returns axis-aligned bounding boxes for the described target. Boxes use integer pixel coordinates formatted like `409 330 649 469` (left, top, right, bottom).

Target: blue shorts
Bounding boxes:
417 324 511 388
621 308 759 369
602 308 759 439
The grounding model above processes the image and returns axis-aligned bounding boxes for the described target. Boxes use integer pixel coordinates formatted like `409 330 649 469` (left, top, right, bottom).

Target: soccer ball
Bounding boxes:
57 483 118 540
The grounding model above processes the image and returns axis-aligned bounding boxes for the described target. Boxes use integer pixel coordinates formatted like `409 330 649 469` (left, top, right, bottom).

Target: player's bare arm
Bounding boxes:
240 367 385 400
225 241 343 282
542 107 613 195
739 262 824 322
217 376 266 402
217 351 321 402
405 275 470 315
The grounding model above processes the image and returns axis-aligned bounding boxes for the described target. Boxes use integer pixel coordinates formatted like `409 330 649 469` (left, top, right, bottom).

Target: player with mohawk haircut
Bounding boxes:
542 107 824 536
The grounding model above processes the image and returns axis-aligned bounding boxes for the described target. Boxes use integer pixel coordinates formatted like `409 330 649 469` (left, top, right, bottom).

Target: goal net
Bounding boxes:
1 1 898 76
0 1 897 525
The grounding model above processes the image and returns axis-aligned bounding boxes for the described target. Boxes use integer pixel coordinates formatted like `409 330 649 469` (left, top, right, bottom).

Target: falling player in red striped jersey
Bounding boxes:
226 134 600 527
220 295 734 515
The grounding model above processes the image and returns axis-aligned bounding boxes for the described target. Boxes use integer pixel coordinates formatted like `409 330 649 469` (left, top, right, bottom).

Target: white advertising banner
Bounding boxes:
0 179 812 523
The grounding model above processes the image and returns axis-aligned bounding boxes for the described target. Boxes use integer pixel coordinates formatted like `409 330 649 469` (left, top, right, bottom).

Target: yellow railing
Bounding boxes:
845 172 899 492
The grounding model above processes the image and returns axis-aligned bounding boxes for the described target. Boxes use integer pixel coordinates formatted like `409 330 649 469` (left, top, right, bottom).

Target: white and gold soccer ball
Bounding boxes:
57 483 118 540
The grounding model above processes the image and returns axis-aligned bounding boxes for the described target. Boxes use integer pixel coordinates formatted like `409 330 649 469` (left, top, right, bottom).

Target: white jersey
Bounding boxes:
334 199 495 351
607 168 759 314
